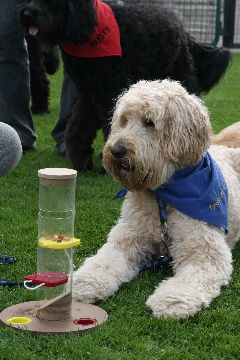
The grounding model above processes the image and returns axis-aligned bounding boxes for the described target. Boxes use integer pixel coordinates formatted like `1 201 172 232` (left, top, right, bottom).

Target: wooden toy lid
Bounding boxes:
38 168 77 179
38 168 77 186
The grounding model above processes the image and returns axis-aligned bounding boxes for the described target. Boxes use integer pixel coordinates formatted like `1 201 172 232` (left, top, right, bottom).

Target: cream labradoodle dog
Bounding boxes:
73 80 240 319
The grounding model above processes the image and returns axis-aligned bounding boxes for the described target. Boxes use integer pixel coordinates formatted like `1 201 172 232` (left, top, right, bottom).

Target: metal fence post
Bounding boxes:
223 0 237 47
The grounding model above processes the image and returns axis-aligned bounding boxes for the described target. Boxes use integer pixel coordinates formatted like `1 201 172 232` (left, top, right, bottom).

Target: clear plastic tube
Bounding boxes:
36 168 78 320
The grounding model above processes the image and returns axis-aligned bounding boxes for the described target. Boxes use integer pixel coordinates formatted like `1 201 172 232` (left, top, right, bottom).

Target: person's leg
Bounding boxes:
0 122 22 177
0 0 37 149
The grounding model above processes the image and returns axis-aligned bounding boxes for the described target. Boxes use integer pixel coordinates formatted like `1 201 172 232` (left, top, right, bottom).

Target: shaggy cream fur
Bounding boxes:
73 80 240 319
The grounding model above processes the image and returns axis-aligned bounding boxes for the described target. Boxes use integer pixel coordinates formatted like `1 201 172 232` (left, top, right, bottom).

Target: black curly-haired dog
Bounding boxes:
26 36 60 114
19 0 230 171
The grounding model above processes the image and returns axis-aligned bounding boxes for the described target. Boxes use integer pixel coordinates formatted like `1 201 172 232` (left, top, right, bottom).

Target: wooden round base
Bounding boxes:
0 300 108 336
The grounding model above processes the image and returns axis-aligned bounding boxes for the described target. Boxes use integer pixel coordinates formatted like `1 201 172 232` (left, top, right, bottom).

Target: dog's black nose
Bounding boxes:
111 144 127 159
21 9 34 20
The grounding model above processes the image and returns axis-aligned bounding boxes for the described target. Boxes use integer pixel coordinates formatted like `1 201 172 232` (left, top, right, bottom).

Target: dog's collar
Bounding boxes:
60 0 122 58
112 151 228 233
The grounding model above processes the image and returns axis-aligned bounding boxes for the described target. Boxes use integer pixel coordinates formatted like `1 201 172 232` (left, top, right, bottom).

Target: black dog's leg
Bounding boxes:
27 37 50 114
65 93 102 171
43 47 60 75
30 62 50 114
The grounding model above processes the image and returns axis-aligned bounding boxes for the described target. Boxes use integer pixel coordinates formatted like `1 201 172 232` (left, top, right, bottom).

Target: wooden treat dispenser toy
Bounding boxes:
0 168 108 335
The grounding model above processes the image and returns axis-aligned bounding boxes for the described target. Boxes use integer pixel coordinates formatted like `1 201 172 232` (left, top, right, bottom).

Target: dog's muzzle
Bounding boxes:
111 144 127 159
19 7 40 36
110 144 132 171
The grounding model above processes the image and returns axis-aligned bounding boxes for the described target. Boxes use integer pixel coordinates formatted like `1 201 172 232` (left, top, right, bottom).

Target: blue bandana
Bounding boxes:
112 152 228 232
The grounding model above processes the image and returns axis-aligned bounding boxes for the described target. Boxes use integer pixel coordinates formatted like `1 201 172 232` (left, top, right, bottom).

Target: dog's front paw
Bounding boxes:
72 277 101 303
146 283 210 319
72 157 93 172
65 149 93 172
146 294 193 319
72 267 120 303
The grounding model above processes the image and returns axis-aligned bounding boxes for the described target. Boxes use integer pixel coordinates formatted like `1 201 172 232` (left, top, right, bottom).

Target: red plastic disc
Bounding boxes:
25 272 68 287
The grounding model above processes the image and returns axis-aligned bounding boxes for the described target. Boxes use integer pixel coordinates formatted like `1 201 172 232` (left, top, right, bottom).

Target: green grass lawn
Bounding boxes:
0 53 239 360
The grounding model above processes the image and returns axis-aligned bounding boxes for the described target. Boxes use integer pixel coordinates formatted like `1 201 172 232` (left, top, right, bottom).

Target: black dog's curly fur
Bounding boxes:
26 36 60 114
19 0 231 171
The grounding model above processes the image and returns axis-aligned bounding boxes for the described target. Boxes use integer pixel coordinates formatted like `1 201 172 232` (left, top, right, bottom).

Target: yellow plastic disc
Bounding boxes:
38 237 80 249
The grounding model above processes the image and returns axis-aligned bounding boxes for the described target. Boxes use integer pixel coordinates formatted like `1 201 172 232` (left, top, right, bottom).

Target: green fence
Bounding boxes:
105 0 224 45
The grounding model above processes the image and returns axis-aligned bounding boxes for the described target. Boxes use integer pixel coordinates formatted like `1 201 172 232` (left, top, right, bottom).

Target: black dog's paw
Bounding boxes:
99 166 106 175
31 104 50 115
72 158 93 172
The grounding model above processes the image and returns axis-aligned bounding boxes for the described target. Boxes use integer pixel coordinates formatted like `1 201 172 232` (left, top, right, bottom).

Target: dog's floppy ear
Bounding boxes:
66 0 97 44
163 94 212 166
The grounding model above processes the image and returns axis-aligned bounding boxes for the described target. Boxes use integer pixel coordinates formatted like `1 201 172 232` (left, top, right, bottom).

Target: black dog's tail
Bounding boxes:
188 39 231 94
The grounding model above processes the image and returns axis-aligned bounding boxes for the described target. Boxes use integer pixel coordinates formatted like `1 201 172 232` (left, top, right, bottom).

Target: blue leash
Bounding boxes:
0 255 17 264
139 255 172 272
138 199 172 272
0 281 24 287
0 255 25 286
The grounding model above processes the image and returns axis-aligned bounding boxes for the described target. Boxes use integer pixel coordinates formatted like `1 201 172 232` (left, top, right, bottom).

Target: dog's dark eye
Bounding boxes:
144 119 155 127
120 117 127 128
